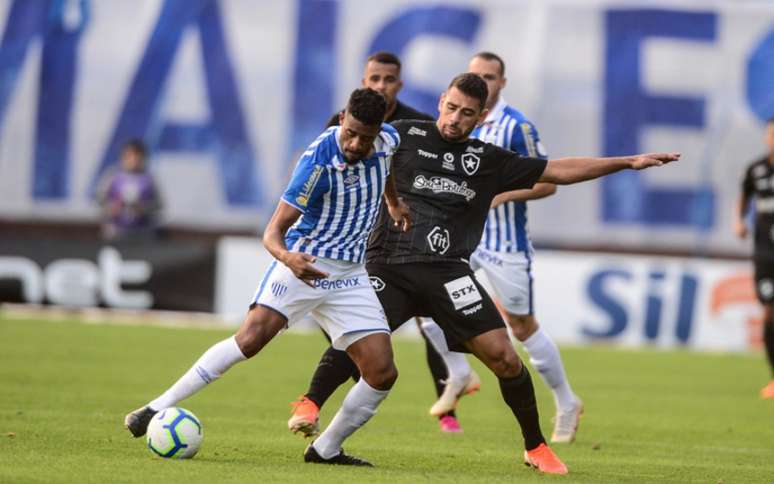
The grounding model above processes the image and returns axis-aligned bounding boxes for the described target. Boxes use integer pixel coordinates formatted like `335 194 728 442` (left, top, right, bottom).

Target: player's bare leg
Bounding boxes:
124 305 286 437
465 328 567 475
761 304 774 399
503 309 582 443
305 332 396 467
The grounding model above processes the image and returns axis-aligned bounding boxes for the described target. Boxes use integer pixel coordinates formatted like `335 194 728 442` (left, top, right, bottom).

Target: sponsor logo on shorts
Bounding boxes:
369 276 386 292
444 275 482 310
314 276 361 290
408 126 427 137
461 153 480 175
462 303 483 315
427 226 451 255
271 281 288 298
412 175 476 201
418 149 438 159
475 249 503 267
442 153 455 171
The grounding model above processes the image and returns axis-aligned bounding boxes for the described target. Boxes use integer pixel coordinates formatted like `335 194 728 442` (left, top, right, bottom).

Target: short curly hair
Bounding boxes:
346 88 387 126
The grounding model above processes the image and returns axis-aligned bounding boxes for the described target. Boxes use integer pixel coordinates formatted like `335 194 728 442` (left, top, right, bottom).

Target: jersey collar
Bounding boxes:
481 96 508 127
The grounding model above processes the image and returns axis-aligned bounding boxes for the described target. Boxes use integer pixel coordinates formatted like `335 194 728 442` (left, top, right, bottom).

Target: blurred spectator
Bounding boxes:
96 139 162 242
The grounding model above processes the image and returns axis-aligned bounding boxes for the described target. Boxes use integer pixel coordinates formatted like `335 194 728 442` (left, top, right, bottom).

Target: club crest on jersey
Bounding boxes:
413 175 476 201
408 126 427 137
442 153 455 171
427 226 451 255
369 276 386 292
461 153 480 175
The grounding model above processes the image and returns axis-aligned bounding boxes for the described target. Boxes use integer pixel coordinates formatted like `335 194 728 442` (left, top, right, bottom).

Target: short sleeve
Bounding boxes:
496 148 548 192
282 139 330 213
510 120 548 160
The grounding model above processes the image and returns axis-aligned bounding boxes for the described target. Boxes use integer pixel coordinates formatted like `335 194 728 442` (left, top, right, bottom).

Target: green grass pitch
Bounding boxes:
2 315 774 483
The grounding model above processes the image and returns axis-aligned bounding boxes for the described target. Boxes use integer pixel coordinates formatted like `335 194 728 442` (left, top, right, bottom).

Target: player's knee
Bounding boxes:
487 346 523 378
507 314 537 342
234 310 282 358
362 359 398 391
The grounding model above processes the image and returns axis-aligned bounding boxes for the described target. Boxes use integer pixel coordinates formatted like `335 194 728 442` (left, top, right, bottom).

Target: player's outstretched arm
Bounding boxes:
491 183 556 208
383 171 412 232
263 201 329 286
539 153 680 185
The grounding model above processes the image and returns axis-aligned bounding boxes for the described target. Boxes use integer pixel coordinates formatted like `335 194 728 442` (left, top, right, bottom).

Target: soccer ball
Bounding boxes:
146 407 203 459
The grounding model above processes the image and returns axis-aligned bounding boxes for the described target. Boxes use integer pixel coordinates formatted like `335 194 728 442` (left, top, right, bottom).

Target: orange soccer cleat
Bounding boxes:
523 443 568 475
760 380 774 399
288 395 320 437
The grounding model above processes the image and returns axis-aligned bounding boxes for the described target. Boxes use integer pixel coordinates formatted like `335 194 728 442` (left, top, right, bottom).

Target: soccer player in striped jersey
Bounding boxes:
419 52 582 443
290 51 472 437
124 88 412 467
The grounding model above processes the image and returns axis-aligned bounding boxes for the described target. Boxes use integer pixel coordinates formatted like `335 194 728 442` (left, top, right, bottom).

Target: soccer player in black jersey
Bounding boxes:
735 117 774 399
289 51 467 437
305 73 679 474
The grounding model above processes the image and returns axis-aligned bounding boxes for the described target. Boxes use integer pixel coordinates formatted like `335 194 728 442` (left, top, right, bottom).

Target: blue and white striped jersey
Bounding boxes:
471 98 548 254
282 124 399 264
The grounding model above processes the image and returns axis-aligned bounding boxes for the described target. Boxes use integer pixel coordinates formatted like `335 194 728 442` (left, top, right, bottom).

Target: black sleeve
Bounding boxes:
324 111 343 129
495 147 548 192
389 119 409 133
742 164 755 199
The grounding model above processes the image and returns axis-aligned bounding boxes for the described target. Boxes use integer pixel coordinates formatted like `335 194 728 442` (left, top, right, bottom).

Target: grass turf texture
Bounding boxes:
1 316 773 483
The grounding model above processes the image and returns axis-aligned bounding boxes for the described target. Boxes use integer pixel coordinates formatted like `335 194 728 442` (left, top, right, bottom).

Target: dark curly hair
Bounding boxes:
346 88 387 126
447 73 488 110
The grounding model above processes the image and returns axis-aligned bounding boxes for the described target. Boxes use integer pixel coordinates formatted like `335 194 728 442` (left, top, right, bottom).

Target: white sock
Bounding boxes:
148 336 246 411
420 318 471 381
522 326 577 412
312 379 389 459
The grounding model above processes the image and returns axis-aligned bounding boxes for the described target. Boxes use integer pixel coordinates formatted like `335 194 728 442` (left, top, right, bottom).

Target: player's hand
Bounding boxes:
630 152 681 170
282 252 329 287
734 219 748 239
387 197 412 232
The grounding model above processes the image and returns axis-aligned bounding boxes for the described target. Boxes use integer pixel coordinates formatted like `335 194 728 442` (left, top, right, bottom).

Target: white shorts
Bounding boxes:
470 247 533 316
252 257 389 350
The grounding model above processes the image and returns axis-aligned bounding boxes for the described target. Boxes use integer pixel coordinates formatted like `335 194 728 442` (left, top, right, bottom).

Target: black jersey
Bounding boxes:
742 156 774 256
367 120 547 264
325 100 434 128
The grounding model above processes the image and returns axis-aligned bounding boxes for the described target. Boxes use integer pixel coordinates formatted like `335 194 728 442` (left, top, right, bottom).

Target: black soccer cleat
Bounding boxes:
124 405 157 438
303 443 374 467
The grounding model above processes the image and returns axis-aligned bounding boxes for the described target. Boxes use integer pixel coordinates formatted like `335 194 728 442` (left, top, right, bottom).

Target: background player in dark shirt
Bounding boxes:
304 73 679 475
735 117 774 399
289 51 464 436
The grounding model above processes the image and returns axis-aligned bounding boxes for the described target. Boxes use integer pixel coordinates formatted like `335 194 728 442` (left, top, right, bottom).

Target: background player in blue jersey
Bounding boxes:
124 88 412 467
419 52 582 443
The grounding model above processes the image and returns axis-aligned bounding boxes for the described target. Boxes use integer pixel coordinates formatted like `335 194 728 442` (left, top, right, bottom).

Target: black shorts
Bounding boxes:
754 256 774 304
366 260 506 352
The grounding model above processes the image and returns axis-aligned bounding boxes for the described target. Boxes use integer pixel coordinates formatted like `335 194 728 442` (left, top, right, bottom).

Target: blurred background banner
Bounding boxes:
1 0 772 254
0 238 216 311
